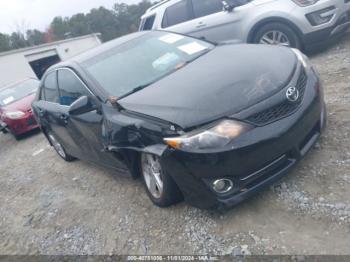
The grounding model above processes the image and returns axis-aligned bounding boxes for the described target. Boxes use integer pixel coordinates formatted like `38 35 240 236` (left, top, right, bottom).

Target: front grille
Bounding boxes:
246 68 307 126
242 155 295 190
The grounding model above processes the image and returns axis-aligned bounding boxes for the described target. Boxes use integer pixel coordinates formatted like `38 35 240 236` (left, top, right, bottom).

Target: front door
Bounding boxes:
189 0 251 42
34 71 81 157
56 68 125 170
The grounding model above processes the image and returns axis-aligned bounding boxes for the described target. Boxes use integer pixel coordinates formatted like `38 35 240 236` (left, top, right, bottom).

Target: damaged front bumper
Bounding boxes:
161 80 326 210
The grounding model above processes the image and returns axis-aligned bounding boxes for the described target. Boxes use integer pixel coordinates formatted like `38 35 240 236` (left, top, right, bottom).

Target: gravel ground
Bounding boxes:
0 33 349 256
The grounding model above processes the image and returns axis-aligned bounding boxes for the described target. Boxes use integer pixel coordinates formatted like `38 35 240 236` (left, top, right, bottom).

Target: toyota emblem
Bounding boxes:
286 87 299 102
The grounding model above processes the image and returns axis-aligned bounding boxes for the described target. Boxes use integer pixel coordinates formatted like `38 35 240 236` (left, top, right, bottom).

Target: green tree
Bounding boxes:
69 13 91 37
10 32 28 49
50 16 70 40
113 1 153 35
0 33 11 52
0 0 155 52
86 7 120 42
26 29 45 46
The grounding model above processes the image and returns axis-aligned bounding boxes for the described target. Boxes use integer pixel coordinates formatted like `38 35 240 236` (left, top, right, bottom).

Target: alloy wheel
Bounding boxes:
141 154 164 199
259 30 291 47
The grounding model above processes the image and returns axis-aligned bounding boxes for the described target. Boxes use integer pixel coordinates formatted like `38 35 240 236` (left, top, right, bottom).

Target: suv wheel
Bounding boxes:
253 22 302 49
140 153 183 207
47 132 75 162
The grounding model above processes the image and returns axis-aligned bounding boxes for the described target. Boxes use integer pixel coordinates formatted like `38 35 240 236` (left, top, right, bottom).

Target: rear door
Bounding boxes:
189 0 244 42
56 68 125 170
161 0 251 42
160 0 195 34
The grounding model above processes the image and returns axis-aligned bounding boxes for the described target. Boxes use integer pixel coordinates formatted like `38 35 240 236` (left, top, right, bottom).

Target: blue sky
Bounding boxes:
0 0 143 34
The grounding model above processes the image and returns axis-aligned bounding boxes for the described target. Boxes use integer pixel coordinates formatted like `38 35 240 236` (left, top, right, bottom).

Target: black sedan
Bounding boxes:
32 31 326 209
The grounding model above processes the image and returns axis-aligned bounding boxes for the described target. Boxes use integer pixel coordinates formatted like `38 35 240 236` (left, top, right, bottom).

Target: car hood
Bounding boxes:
119 44 297 129
1 93 35 113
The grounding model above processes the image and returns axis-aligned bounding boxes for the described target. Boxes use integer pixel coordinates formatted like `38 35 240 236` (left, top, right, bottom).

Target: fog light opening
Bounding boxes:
212 179 234 194
306 7 335 26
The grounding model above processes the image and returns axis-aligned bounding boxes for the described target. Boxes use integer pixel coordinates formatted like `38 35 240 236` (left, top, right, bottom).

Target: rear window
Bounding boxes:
0 79 39 106
140 15 156 31
162 0 191 28
192 0 223 18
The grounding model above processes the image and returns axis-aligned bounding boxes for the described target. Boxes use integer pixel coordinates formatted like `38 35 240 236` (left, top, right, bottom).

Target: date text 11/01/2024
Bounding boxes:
127 255 220 261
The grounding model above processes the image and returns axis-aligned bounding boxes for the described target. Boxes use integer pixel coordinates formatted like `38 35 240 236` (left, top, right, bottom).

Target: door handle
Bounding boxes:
38 108 45 117
196 22 207 29
60 114 69 123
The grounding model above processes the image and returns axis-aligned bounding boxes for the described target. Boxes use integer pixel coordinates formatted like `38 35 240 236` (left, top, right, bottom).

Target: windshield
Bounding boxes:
83 32 214 98
0 79 39 107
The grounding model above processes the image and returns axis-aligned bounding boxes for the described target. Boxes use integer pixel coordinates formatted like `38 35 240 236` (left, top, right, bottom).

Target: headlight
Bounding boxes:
291 0 319 7
5 111 25 120
164 120 253 151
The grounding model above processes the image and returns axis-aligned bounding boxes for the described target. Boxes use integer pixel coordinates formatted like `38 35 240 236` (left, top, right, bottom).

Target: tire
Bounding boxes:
140 153 183 207
47 132 76 162
13 134 21 141
253 22 302 49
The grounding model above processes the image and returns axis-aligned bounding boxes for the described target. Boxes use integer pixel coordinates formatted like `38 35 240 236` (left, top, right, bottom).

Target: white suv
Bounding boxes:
140 0 350 50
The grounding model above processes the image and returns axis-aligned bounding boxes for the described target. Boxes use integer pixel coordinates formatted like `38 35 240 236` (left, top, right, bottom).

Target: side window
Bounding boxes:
57 69 90 106
162 0 191 28
43 72 60 103
141 15 156 31
192 0 223 18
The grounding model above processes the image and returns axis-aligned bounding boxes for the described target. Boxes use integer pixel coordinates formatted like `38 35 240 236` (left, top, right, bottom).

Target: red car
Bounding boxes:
0 78 40 139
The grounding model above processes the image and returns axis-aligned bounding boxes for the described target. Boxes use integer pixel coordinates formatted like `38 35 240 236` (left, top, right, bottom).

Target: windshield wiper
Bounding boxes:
117 50 212 101
118 83 152 100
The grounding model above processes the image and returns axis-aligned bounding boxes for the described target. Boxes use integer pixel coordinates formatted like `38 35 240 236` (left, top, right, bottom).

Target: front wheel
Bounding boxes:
140 153 183 207
47 132 75 162
253 22 302 49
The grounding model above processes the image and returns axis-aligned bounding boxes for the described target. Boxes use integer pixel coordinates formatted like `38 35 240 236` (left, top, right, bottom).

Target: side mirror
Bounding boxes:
69 96 96 115
222 0 235 12
222 0 245 12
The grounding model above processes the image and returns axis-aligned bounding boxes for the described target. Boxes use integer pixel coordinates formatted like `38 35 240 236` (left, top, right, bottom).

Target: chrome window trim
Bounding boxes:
56 67 95 97
41 67 95 106
41 70 59 104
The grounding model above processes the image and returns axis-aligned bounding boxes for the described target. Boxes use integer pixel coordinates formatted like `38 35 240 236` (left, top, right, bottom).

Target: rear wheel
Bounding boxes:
9 130 21 140
253 22 302 49
47 132 75 162
140 153 183 207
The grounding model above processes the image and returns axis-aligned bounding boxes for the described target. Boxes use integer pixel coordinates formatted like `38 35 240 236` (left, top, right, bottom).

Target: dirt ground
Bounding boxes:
0 32 349 256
